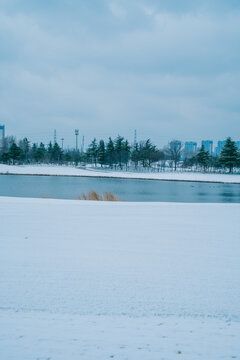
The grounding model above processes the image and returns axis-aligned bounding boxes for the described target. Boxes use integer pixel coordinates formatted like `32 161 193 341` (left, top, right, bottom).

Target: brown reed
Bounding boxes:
79 190 119 201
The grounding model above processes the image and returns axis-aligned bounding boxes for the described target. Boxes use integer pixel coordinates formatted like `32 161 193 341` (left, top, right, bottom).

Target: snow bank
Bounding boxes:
0 197 239 359
1 163 240 183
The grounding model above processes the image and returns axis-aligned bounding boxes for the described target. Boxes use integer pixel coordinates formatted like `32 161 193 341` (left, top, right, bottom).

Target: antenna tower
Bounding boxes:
134 129 137 146
54 129 57 144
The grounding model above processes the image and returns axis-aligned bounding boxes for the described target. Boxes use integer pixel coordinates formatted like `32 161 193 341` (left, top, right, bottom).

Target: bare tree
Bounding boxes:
166 140 183 171
0 136 16 154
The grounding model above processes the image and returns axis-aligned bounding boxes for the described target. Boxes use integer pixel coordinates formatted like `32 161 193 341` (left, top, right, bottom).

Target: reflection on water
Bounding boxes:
0 174 240 203
197 192 207 196
220 192 235 197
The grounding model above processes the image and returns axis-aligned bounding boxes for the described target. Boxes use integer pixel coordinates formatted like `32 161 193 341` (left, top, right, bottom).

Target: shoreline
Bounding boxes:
1 171 240 185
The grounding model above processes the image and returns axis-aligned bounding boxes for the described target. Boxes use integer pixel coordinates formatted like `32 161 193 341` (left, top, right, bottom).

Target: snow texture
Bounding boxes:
0 197 240 359
1 163 240 183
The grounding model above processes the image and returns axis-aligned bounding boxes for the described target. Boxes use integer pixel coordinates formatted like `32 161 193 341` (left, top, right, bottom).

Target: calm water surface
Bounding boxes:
0 174 240 202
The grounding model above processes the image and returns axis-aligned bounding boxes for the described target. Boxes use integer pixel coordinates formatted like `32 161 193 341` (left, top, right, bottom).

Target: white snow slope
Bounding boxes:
0 197 240 359
1 163 240 183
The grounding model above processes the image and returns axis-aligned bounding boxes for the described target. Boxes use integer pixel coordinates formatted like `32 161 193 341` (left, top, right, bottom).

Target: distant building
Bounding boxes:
235 141 240 150
201 140 213 155
184 141 197 158
215 140 240 156
184 141 197 154
215 140 226 156
0 124 5 147
170 140 182 149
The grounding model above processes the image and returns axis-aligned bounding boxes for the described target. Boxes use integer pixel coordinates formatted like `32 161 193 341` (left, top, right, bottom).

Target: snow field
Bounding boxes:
0 197 240 359
1 163 240 183
1 312 239 360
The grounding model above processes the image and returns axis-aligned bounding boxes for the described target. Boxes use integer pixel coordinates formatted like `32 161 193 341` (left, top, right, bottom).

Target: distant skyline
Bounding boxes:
1 123 239 151
0 0 240 147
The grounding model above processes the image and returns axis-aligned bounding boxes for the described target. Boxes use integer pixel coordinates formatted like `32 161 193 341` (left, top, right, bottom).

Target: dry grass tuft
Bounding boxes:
103 192 119 201
79 190 119 201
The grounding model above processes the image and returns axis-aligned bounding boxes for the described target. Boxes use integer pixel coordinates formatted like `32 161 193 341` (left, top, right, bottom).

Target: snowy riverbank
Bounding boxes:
0 163 240 183
0 197 239 359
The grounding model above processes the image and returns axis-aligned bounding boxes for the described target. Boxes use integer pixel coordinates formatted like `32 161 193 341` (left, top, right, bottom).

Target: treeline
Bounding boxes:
0 135 240 173
85 136 165 169
0 137 65 164
184 138 240 173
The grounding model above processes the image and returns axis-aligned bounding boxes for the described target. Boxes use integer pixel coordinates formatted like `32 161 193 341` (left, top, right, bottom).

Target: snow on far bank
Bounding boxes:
0 163 240 183
0 197 240 359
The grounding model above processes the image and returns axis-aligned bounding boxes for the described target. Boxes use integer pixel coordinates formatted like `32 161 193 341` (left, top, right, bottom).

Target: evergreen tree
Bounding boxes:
97 140 106 167
31 143 38 162
19 138 30 161
73 150 81 165
150 148 163 165
122 140 131 169
145 139 157 167
106 137 115 168
139 140 150 167
183 155 197 169
131 142 140 169
64 151 73 163
39 143 46 160
0 152 10 164
87 138 98 166
47 142 53 162
197 145 210 170
34 143 46 162
115 135 124 168
219 137 238 173
9 142 23 164
139 139 159 167
52 142 63 163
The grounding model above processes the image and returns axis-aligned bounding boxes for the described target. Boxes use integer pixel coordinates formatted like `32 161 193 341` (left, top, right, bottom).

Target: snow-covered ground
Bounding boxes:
0 196 239 359
1 163 240 183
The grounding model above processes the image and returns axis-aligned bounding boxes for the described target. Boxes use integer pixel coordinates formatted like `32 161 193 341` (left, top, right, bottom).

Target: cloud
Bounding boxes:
0 0 240 146
108 2 127 18
140 5 155 17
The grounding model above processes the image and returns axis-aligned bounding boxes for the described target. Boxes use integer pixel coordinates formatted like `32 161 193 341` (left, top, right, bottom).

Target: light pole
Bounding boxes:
81 136 85 153
61 138 64 149
75 129 79 151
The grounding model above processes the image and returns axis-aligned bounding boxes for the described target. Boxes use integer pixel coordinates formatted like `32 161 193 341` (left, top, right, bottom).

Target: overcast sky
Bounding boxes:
0 0 240 148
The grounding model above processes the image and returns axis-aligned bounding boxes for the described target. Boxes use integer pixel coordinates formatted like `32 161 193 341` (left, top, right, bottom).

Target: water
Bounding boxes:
0 174 240 202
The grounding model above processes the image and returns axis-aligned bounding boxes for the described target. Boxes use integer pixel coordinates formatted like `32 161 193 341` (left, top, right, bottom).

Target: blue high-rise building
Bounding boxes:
185 141 197 153
0 125 5 147
215 140 226 156
201 140 213 155
184 141 197 157
215 140 240 156
235 141 240 150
